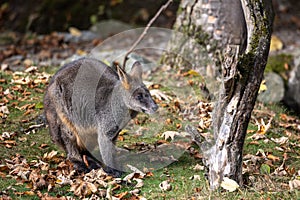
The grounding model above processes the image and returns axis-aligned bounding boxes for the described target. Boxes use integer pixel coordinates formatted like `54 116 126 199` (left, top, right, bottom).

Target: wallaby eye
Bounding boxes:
136 93 143 101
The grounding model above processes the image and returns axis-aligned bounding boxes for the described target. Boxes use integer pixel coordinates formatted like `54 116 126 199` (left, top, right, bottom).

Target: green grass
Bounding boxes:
0 67 299 199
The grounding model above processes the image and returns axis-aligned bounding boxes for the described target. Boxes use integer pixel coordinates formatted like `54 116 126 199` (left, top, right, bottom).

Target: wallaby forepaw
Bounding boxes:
70 159 90 173
103 167 123 178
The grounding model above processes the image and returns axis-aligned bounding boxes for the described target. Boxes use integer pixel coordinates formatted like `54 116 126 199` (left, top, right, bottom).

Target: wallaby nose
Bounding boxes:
152 103 158 112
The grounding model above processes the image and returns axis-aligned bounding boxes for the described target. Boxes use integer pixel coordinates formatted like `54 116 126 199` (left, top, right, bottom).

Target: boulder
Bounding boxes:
258 72 285 103
284 58 300 113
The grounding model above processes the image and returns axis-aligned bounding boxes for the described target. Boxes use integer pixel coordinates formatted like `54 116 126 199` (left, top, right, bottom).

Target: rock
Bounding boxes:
58 31 98 43
257 72 284 103
284 62 300 113
90 19 133 39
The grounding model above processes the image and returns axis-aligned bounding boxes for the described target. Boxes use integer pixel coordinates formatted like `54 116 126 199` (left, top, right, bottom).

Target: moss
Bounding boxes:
238 52 255 74
265 54 293 73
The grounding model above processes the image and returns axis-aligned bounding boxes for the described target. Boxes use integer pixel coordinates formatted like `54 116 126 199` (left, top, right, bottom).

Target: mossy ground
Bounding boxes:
0 64 299 199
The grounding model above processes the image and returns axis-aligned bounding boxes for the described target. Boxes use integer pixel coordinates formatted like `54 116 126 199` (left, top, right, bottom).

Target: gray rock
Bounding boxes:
58 31 98 43
90 19 133 38
258 72 285 103
284 64 300 113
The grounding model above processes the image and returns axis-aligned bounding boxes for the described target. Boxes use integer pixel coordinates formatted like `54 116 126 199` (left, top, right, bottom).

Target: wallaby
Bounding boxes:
44 57 158 177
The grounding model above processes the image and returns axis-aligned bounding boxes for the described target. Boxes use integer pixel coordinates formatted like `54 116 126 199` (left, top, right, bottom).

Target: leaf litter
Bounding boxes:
0 31 299 199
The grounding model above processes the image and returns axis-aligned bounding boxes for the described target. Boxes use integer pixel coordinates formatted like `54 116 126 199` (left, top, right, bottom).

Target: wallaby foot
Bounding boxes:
84 154 102 170
69 158 90 173
103 166 123 178
70 155 103 173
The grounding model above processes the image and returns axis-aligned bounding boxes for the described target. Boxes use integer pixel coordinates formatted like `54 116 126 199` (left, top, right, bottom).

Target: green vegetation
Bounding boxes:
265 54 293 74
0 65 299 199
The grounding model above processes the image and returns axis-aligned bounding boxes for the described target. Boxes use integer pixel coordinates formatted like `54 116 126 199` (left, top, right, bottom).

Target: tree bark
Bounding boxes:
165 0 274 190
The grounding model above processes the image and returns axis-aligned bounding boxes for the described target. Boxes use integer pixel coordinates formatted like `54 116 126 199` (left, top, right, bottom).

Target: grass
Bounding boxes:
0 66 300 199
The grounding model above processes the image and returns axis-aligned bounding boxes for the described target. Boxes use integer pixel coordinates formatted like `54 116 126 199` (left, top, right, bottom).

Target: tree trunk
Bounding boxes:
165 0 274 190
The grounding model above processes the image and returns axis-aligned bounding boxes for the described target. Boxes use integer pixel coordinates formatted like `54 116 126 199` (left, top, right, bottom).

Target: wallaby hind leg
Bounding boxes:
81 150 102 171
60 128 89 173
44 92 65 150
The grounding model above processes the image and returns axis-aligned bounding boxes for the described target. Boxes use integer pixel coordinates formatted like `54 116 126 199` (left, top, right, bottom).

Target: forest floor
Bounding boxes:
0 31 299 200
0 0 300 199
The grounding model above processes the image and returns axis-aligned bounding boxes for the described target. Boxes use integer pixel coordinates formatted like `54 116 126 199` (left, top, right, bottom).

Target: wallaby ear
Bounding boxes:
130 61 143 82
115 63 130 90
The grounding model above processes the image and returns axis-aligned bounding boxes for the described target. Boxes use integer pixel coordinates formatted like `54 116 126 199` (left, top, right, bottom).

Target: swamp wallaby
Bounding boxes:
44 57 158 177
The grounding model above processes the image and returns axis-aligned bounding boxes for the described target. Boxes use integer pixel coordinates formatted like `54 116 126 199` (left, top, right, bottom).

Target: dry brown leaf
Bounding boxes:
159 180 172 191
150 89 172 101
15 190 35 196
270 35 283 51
248 133 266 140
289 179 300 190
55 174 72 185
267 154 280 162
70 180 97 197
114 191 128 199
12 75 31 85
39 143 49 149
129 189 141 197
24 65 37 73
69 27 82 37
271 136 289 145
256 117 273 134
43 150 58 160
220 177 240 192
258 80 267 94
134 178 144 188
0 105 9 114
161 131 180 141
189 175 201 181
126 165 146 178
193 164 205 171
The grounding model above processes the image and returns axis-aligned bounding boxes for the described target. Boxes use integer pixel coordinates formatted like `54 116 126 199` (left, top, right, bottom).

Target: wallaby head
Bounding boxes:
116 62 158 114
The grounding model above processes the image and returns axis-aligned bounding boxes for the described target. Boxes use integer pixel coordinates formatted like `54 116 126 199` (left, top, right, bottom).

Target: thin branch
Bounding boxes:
122 0 173 69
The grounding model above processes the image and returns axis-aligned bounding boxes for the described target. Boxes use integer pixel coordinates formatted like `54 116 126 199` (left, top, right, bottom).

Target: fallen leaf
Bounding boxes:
248 133 266 140
24 65 37 73
161 131 180 140
119 129 129 135
43 150 58 160
258 80 267 93
193 164 205 171
35 102 44 109
189 175 201 181
187 70 201 77
267 154 280 162
76 49 87 56
150 89 172 101
129 188 140 196
220 177 239 192
260 163 271 174
254 117 273 135
271 136 288 145
114 191 128 199
39 143 48 149
126 165 146 178
159 180 172 191
270 35 283 51
289 179 300 190
56 174 72 185
0 105 9 114
70 180 97 197
134 178 144 188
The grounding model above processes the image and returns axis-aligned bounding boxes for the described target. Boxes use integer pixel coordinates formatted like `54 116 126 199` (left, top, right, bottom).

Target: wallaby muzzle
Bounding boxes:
143 99 158 114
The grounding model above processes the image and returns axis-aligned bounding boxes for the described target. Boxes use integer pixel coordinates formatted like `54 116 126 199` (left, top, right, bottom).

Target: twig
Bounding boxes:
122 0 173 69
